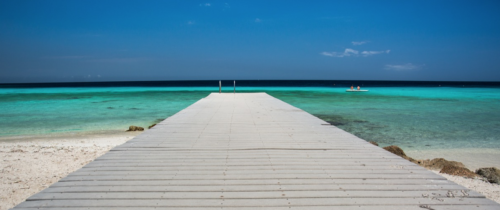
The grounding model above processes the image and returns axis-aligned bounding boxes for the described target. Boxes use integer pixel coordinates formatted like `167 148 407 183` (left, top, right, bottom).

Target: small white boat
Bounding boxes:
346 89 369 92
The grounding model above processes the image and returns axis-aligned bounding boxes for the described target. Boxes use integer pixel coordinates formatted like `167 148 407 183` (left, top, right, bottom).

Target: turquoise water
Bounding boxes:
1 86 499 151
267 87 500 150
0 87 209 136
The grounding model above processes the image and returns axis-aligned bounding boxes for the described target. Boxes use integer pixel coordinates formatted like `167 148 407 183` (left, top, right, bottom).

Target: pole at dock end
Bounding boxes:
219 80 221 93
234 80 235 93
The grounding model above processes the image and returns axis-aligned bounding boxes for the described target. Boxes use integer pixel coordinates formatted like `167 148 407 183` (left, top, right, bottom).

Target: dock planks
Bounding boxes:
12 93 499 209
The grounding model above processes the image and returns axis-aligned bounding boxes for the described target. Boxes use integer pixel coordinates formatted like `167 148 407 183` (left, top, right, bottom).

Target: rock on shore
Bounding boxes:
383 145 407 158
417 158 465 170
379 143 486 180
383 145 417 163
476 168 500 184
440 165 477 178
127 126 144 131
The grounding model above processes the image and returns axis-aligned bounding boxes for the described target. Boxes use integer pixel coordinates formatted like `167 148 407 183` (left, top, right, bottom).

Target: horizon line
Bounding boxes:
1 79 500 86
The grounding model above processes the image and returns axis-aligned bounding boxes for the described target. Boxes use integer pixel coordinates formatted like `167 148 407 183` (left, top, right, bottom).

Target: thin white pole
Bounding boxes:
219 80 221 93
234 80 235 93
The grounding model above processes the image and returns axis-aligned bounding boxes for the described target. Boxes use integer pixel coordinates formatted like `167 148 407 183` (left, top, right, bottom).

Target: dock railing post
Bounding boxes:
219 80 221 94
234 80 235 93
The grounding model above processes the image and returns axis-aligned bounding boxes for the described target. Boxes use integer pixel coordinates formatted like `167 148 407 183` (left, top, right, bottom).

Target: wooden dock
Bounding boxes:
13 93 499 209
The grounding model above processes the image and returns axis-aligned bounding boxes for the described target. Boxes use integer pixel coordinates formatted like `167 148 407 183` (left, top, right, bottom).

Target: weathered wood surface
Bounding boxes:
12 93 499 209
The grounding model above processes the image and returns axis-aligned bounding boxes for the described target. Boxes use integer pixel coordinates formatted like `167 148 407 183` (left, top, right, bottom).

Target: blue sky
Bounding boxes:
1 0 499 83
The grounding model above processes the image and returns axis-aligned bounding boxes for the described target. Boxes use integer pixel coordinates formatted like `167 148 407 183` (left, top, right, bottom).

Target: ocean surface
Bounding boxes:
1 80 500 152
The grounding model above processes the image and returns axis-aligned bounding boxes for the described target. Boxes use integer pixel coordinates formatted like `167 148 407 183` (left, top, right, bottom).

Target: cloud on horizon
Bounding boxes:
362 50 390 56
352 41 368 46
321 48 359 57
322 48 389 58
384 63 420 71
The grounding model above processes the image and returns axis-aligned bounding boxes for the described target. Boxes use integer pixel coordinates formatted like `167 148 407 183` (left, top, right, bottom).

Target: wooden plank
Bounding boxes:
92 157 411 161
79 165 425 170
67 169 432 176
40 184 469 193
14 197 498 208
78 166 428 171
59 173 445 181
27 190 485 200
11 206 500 210
50 179 455 187
83 162 418 167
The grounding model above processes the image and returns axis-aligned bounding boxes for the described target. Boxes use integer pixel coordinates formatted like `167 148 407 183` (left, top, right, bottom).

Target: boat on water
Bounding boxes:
346 89 369 92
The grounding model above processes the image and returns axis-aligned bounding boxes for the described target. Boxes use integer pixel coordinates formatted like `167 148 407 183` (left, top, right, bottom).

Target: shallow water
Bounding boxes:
1 86 500 153
0 87 209 136
266 87 500 151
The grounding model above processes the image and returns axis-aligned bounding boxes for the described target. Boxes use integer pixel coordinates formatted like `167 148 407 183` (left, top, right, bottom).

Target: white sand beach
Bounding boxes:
431 171 500 204
0 132 138 210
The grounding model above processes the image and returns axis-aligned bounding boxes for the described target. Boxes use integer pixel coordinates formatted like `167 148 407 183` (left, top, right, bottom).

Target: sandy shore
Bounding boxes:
1 133 499 209
431 171 500 203
0 132 138 210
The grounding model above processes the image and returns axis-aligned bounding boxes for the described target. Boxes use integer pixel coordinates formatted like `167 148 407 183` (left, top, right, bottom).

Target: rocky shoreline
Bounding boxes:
372 141 500 184
369 142 500 203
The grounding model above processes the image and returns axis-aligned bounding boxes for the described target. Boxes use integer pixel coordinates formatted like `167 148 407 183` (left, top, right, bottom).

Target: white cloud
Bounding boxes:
200 3 211 6
321 48 359 57
321 52 336 57
352 41 368 46
255 18 261 23
361 50 390 56
344 48 358 55
322 48 389 58
384 63 420 71
187 21 195 25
